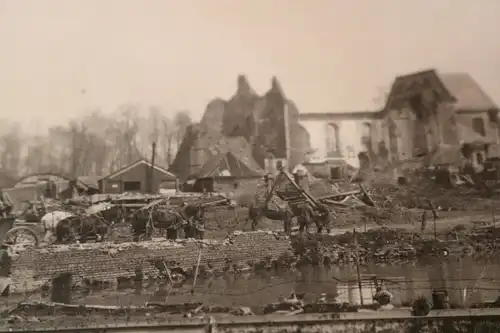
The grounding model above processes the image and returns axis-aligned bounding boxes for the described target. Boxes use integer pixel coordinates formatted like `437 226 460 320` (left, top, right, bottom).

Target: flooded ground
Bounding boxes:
3 257 500 311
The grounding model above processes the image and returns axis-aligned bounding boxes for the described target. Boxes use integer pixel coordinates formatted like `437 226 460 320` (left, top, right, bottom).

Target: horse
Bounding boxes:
248 202 293 234
181 203 205 239
292 203 333 235
41 211 76 243
41 204 123 244
131 202 205 241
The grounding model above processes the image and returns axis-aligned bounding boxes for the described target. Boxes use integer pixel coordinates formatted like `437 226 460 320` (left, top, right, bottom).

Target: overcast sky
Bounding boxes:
1 0 499 131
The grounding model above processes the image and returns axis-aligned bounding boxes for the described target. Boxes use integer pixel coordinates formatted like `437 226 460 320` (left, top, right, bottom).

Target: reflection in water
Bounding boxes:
336 282 376 305
6 258 500 310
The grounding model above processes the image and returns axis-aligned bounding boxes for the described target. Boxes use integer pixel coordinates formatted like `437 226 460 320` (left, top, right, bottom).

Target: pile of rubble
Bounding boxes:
290 227 496 265
275 177 423 228
291 228 418 265
369 177 500 211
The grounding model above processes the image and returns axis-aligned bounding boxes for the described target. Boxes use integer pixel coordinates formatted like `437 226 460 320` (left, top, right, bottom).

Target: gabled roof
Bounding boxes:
438 72 498 111
384 69 498 113
188 136 264 179
215 136 263 171
100 159 177 181
190 151 263 179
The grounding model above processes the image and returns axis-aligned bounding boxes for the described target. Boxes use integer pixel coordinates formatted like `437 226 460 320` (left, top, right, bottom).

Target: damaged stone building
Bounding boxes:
379 70 499 163
171 69 499 185
169 75 312 191
299 69 500 177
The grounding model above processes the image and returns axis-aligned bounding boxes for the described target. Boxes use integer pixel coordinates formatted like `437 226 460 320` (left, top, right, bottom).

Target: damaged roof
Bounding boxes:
190 151 263 179
190 136 264 179
384 69 498 113
438 72 498 111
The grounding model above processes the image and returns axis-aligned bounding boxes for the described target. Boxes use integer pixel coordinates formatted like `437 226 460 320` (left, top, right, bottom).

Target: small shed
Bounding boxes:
98 159 178 194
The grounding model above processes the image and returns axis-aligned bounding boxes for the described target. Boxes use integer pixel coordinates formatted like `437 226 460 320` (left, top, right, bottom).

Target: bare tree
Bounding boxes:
0 123 23 178
23 135 50 175
108 105 142 169
6 104 192 180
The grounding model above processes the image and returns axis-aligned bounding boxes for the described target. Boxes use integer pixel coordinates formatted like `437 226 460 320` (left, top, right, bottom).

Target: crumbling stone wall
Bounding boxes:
9 231 291 293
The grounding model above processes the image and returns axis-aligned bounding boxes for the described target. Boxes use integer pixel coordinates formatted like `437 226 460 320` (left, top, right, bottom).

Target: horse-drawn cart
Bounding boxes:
251 170 377 235
0 216 40 250
132 194 234 241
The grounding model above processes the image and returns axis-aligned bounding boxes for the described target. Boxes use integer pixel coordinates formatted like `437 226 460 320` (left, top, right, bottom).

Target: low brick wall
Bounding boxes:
9 231 292 293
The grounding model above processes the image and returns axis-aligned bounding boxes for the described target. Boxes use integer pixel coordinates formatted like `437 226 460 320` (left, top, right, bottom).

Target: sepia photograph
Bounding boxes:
0 0 500 332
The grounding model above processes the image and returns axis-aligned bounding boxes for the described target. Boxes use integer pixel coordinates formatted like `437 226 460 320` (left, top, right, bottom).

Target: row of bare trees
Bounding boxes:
0 105 192 180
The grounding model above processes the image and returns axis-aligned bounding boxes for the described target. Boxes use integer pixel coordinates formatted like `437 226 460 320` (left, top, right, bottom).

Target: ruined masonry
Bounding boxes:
9 231 292 293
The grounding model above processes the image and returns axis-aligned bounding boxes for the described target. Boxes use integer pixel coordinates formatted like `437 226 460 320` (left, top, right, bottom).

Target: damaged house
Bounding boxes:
380 70 499 163
170 75 312 192
299 69 500 181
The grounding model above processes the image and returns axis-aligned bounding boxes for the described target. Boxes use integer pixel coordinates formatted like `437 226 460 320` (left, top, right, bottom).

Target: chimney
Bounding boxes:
237 75 251 94
270 76 285 98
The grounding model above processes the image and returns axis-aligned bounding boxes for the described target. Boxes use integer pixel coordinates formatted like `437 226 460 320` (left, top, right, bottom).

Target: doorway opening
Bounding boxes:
123 181 141 192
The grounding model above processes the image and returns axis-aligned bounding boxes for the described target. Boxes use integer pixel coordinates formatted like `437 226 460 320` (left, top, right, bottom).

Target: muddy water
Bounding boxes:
5 257 497 311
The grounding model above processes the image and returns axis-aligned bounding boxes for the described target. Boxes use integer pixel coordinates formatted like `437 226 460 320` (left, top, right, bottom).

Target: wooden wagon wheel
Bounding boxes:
4 226 40 249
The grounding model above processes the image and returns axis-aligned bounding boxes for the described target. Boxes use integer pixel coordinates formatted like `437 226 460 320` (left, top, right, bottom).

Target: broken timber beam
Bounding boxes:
280 171 319 209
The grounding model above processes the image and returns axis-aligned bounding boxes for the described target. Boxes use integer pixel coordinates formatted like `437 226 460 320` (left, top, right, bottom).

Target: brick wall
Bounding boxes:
9 231 292 293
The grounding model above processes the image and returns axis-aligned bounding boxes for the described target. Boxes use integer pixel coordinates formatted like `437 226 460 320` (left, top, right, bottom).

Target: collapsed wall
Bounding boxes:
9 231 292 293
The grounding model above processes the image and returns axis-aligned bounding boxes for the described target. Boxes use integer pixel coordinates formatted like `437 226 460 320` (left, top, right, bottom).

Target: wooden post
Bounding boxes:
353 228 364 306
191 245 203 295
149 142 157 194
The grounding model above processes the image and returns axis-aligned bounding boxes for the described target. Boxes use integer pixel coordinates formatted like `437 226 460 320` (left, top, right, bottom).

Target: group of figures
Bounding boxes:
40 200 207 244
2 185 334 247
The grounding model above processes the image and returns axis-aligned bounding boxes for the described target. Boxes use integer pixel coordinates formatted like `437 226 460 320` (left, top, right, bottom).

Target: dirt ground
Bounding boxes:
216 209 496 236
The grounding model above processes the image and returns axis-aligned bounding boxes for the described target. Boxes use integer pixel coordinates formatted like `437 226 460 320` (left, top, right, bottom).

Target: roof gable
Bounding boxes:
438 72 498 111
188 136 264 179
101 159 177 181
190 151 263 179
383 69 498 113
383 69 455 112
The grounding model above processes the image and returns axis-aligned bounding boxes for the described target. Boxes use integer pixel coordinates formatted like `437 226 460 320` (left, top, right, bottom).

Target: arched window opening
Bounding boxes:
361 122 372 151
326 123 340 157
